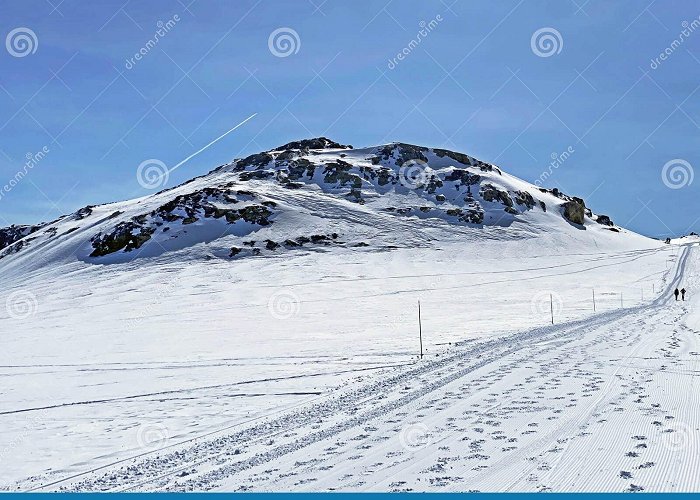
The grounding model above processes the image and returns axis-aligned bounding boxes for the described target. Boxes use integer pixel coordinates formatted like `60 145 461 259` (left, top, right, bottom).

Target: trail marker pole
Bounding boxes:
620 292 624 308
641 288 644 301
550 293 554 325
593 289 596 312
418 300 423 359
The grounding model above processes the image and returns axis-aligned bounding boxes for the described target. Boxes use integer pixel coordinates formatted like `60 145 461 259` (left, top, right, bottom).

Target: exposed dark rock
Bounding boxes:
0 224 43 251
514 191 536 209
323 160 362 188
433 148 473 166
376 143 429 166
234 152 273 171
229 246 242 257
444 169 480 185
90 222 155 257
480 184 513 207
562 199 586 225
596 214 614 226
240 170 274 181
272 137 351 151
286 158 316 180
75 206 94 220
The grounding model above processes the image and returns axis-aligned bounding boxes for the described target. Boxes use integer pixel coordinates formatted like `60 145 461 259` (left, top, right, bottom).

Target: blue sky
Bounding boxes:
0 0 698 237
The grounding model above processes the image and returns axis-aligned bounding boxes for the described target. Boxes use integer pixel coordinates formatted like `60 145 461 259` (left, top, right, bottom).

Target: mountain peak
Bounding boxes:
271 137 352 152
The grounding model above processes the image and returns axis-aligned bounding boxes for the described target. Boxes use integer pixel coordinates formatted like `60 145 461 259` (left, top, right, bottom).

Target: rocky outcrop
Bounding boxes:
373 143 429 166
272 137 351 151
234 152 273 171
89 187 275 257
562 199 586 225
480 184 514 208
595 214 614 226
90 222 155 257
0 224 44 251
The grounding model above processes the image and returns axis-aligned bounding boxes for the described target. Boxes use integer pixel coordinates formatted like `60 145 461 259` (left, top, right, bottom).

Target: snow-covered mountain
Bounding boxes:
1 138 631 273
4 138 694 492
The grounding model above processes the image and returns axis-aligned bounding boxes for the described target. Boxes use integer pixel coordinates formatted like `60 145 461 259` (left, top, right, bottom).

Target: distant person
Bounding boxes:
674 288 680 301
681 288 686 301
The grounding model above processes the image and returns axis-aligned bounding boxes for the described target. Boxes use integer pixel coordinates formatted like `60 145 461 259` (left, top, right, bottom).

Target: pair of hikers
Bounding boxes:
674 288 687 301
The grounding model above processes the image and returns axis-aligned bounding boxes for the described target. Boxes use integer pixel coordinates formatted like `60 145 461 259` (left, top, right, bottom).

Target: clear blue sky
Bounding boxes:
0 0 698 237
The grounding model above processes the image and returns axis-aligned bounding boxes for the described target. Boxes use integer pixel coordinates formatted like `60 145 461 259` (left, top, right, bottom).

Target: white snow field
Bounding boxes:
1 139 697 491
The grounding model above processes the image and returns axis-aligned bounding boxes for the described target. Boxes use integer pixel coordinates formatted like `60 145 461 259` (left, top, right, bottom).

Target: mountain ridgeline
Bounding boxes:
0 138 621 265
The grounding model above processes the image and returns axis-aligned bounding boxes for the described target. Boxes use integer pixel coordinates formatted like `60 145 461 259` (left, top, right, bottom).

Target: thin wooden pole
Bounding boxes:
550 293 554 325
593 289 596 312
418 300 423 359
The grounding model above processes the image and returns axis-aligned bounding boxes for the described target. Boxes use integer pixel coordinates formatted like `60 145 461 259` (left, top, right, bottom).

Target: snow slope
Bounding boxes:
0 138 692 491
